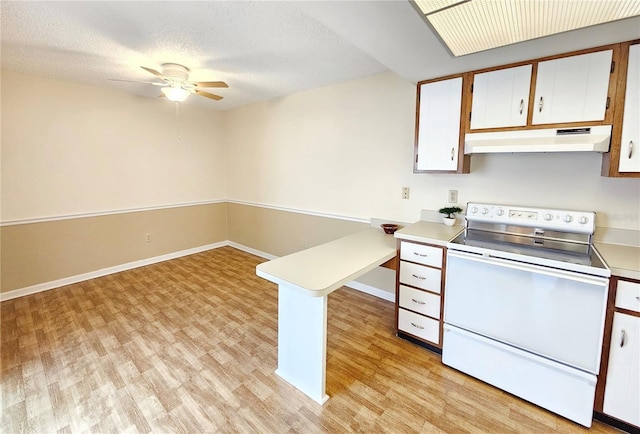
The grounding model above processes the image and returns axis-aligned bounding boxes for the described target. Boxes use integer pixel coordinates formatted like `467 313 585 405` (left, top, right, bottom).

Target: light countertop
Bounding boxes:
394 220 464 246
395 220 639 281
595 242 640 281
256 227 397 297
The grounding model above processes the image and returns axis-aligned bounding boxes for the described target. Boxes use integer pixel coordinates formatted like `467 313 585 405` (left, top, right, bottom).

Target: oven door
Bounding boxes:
444 250 609 373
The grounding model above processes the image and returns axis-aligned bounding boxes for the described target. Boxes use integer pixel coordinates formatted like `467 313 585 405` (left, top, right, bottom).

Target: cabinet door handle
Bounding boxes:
620 329 627 347
538 96 544 113
451 147 455 161
411 298 426 305
413 252 428 257
629 141 634 159
410 322 425 330
411 274 426 280
519 99 524 115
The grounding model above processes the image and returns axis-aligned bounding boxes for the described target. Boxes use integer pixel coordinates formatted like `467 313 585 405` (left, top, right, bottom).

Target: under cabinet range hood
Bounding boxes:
464 125 612 154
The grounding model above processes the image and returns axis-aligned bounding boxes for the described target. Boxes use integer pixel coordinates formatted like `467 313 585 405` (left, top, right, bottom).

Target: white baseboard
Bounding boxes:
0 241 227 302
344 281 395 302
226 242 278 261
2 241 396 303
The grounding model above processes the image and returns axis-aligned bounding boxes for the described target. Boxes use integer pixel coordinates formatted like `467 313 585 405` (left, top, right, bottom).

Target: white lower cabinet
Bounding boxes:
602 279 640 428
603 313 640 427
396 240 444 349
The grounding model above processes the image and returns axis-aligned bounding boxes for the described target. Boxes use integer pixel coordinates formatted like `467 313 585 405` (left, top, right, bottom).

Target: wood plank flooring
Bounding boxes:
1 246 618 433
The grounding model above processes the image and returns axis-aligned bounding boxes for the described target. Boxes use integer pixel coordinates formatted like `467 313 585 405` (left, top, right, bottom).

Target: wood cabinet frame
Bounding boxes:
602 40 640 178
594 275 640 432
394 239 447 352
463 43 621 134
414 40 637 177
414 73 471 174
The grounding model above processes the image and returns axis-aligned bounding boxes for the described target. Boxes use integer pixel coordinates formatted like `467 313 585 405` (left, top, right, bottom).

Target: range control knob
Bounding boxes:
496 209 505 216
578 216 589 225
481 207 489 215
544 213 554 221
563 214 573 223
471 207 478 214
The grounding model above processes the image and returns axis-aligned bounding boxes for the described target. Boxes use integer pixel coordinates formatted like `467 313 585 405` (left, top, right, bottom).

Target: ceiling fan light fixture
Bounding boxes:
161 86 190 102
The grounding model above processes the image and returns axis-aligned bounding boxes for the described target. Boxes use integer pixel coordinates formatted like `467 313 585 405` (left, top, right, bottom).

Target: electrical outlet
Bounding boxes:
448 190 458 204
145 233 151 243
302 239 308 249
402 187 410 199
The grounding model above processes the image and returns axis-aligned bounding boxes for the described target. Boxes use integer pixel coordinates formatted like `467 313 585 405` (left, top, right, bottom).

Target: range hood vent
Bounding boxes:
465 125 612 154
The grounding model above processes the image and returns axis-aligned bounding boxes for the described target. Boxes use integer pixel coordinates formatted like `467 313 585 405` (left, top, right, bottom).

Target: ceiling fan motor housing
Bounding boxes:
161 63 190 81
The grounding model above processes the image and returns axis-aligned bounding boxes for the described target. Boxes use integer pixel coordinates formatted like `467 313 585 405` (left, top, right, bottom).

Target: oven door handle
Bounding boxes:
447 250 609 286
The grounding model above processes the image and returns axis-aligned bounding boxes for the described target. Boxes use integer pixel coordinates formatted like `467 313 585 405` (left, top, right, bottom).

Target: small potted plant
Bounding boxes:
439 206 463 226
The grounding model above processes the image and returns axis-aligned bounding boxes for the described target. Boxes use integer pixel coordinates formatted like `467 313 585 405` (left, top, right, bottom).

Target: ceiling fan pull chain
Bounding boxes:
175 103 181 144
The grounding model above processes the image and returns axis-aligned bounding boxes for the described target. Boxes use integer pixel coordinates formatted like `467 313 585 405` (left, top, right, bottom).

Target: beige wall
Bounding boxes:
227 202 367 257
2 65 639 295
1 203 227 292
224 71 640 230
1 70 229 294
1 70 227 222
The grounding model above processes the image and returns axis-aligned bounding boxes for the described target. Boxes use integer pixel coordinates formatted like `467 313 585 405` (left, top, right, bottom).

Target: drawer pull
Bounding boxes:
410 322 425 330
620 329 627 347
519 98 524 115
411 274 426 280
413 252 428 257
538 96 544 112
411 298 426 305
629 140 634 159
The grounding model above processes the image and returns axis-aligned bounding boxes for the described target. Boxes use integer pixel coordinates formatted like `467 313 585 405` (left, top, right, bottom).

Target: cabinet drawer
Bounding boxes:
616 280 640 313
398 308 440 344
399 261 442 293
399 285 441 319
400 242 443 268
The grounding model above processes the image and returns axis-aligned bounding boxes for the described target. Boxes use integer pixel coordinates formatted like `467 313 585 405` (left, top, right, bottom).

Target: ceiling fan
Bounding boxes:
113 63 228 102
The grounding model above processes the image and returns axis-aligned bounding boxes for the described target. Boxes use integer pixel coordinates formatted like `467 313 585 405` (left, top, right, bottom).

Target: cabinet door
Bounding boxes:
603 312 640 427
470 64 532 129
416 77 462 171
532 49 613 125
618 44 640 173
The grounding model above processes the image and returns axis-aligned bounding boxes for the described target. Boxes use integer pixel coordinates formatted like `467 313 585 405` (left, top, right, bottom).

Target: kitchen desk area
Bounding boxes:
256 227 396 404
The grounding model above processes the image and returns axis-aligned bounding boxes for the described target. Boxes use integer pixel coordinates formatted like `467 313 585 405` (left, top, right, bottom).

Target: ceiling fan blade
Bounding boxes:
194 81 228 88
141 66 165 79
195 90 223 101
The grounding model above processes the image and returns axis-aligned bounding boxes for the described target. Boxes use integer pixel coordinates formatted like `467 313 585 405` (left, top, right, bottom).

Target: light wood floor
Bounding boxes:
1 246 618 433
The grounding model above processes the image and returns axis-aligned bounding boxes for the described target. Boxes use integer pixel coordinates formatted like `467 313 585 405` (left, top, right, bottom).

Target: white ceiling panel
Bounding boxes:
1 1 639 110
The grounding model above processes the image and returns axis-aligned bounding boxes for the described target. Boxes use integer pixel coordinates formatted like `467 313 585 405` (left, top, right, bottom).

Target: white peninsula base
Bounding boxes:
256 228 397 404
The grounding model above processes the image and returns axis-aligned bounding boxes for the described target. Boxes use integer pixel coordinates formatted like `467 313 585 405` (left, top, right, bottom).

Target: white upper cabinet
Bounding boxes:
618 43 640 173
532 50 613 125
470 64 532 130
415 77 464 172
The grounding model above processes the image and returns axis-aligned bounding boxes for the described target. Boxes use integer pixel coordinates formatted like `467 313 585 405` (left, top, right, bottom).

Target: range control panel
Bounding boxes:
465 203 596 234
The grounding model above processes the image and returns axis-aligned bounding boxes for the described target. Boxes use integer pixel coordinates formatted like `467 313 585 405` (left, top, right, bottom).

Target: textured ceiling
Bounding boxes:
2 1 639 111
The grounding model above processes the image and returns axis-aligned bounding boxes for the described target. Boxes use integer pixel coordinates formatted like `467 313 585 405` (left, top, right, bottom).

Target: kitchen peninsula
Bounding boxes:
256 228 396 403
